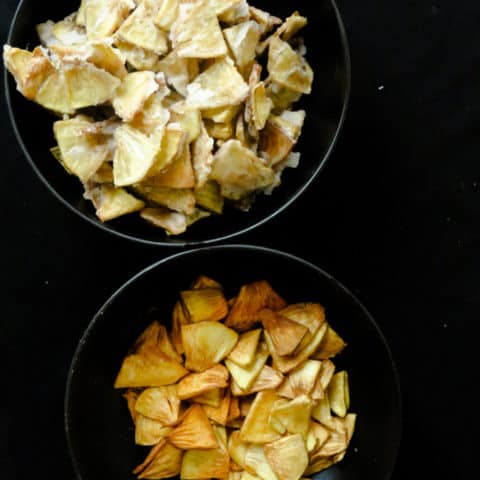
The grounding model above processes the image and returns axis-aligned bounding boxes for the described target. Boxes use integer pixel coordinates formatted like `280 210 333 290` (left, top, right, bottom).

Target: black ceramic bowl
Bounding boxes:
5 0 350 246
65 245 401 480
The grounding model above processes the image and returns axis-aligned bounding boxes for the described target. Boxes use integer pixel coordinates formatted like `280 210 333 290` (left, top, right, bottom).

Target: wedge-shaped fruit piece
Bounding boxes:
304 457 333 476
311 396 334 429
195 181 224 215
277 360 322 398
39 61 120 114
192 387 223 407
258 118 295 167
140 207 188 235
272 111 306 141
85 0 135 40
147 124 185 178
177 364 229 399
146 141 195 189
88 185 145 222
224 21 261 72
114 349 188 388
225 342 269 391
157 50 197 97
266 82 302 111
171 0 227 59
226 280 286 332
53 116 110 182
270 395 313 438
192 275 222 289
135 386 180 425
310 427 346 459
204 389 232 425
239 390 281 443
280 303 325 339
210 139 274 200
171 300 189 354
249 6 281 35
182 321 238 372
113 39 158 70
167 404 218 450
267 37 313 94
134 438 183 478
170 102 202 144
228 430 250 470
116 0 168 54
203 105 240 124
154 0 179 31
311 359 335 400
219 0 250 24
50 16 87 46
312 326 347 360
208 0 243 16
251 82 273 131
186 58 248 109
266 322 327 373
308 422 330 453
113 71 159 122
180 288 228 323
276 11 308 42
135 414 173 446
113 124 161 187
259 309 308 357
123 389 138 424
205 120 234 140
328 371 350 418
227 328 262 367
244 444 278 480
133 186 195 215
231 365 283 396
134 322 182 363
264 434 308 480
181 425 230 479
3 46 54 100
192 123 214 189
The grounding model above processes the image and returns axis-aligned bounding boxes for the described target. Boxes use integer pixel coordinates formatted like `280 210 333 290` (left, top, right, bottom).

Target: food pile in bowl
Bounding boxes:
114 275 356 479
3 0 314 236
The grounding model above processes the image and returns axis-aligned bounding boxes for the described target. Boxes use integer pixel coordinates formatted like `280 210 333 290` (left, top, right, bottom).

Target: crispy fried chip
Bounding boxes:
135 439 183 478
264 434 308 480
227 328 262 367
181 288 229 323
135 386 180 425
224 21 261 72
177 364 229 400
84 0 135 41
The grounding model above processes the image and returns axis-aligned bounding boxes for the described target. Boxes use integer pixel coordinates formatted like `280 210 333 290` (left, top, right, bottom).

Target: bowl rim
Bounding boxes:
4 0 352 247
64 244 402 479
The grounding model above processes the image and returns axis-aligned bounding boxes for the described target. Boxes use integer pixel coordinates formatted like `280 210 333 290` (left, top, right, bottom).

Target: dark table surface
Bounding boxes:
0 1 477 479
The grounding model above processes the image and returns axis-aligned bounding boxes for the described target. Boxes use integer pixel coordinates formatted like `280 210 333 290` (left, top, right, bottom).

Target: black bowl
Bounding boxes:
5 0 351 246
65 245 401 480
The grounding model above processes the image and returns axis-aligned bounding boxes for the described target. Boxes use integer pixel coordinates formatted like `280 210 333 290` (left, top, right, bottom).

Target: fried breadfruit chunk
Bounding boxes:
3 46 53 100
244 444 278 480
277 359 322 398
223 21 261 72
228 430 249 470
113 39 159 70
186 58 249 110
225 342 270 391
181 426 230 479
226 280 286 332
133 185 195 215
114 347 188 388
267 37 313 94
133 438 183 478
140 207 188 235
182 321 239 372
135 386 180 425
264 434 308 480
177 364 229 400
259 309 308 357
269 395 313 438
156 50 198 97
310 359 336 400
134 321 181 363
86 185 145 222
171 0 227 59
195 180 224 215
154 0 180 31
84 0 135 41
135 414 173 446
328 371 350 418
192 387 223 407
227 328 262 367
192 122 215 189
311 325 347 360
167 404 218 450
116 0 168 55
239 389 281 443
203 389 232 425
231 365 283 397
210 140 275 200
249 6 281 35
180 288 228 323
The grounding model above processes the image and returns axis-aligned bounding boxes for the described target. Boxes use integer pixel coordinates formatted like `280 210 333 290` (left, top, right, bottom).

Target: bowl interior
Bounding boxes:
65 246 401 480
6 0 350 245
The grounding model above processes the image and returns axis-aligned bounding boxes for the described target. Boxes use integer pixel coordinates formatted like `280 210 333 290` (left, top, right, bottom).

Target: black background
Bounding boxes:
0 1 477 479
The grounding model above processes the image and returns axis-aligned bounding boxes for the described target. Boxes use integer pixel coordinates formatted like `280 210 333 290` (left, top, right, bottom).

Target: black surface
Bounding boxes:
65 246 400 480
0 0 477 479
